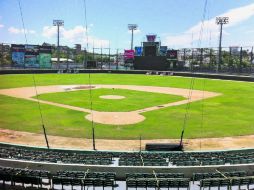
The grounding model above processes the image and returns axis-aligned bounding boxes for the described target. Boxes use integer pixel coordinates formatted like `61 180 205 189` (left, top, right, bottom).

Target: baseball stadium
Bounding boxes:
0 0 254 190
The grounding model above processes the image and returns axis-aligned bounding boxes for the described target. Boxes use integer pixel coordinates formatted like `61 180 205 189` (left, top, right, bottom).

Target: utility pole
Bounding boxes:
128 24 138 50
216 17 229 72
53 20 64 69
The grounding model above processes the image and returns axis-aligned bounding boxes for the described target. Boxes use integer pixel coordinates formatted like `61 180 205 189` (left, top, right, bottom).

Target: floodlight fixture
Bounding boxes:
216 17 229 72
128 24 138 30
216 17 229 25
128 24 138 50
53 20 64 68
53 20 64 26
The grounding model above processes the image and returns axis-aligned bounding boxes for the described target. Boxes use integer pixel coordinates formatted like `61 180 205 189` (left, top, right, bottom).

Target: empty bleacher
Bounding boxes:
0 166 254 190
0 143 254 189
0 143 254 167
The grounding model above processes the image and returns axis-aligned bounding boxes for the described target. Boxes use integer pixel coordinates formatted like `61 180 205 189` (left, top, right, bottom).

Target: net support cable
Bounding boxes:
199 0 211 150
180 0 208 148
18 0 49 149
82 0 96 150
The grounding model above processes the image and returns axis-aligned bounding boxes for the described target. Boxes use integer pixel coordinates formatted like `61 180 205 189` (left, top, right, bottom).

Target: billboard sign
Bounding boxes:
135 47 143 56
167 50 178 60
160 46 167 56
38 53 51 68
25 45 39 68
11 44 25 66
39 46 52 68
146 34 156 42
124 49 135 60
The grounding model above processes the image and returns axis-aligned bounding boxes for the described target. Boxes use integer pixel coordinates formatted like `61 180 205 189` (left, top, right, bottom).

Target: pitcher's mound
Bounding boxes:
85 111 145 125
100 95 125 100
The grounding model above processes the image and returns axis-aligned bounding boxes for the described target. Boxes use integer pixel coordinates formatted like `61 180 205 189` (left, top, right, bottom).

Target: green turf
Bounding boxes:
0 73 254 139
36 88 184 112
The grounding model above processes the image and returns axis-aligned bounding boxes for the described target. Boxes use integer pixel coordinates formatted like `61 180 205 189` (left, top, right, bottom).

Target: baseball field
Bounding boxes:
0 73 253 149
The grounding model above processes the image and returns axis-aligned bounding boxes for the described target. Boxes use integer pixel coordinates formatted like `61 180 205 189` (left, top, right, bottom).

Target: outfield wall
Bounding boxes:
0 69 254 82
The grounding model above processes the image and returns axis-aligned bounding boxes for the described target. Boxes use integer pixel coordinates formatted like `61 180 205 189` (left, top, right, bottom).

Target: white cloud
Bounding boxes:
164 3 254 48
42 26 56 38
8 27 36 34
63 25 88 42
0 24 4 28
42 25 109 48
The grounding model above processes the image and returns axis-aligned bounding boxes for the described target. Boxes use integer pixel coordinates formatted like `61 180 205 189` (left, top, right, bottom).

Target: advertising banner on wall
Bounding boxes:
167 50 178 60
38 53 51 68
124 49 135 60
135 47 143 56
39 46 52 68
25 45 39 68
160 46 167 56
11 44 25 67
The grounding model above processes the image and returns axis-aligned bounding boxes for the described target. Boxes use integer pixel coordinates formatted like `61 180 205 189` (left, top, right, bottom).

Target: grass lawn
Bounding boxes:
0 73 254 139
36 88 184 112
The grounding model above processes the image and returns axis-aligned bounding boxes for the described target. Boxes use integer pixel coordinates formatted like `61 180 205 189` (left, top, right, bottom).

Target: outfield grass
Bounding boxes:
36 88 184 112
0 73 254 139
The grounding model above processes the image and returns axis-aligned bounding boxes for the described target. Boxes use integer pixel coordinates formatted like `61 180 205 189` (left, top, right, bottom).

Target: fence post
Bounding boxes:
200 48 203 71
239 47 243 73
250 47 253 65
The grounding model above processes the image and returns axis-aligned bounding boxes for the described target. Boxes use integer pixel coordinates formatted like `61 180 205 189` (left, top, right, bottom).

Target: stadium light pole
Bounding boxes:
53 20 64 69
216 17 229 72
128 24 138 50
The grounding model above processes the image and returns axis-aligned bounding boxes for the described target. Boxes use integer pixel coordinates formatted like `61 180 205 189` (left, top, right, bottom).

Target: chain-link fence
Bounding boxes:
177 46 254 73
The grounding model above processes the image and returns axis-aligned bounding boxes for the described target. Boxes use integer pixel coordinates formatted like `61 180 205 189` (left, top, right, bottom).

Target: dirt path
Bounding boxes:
0 85 220 125
0 128 253 151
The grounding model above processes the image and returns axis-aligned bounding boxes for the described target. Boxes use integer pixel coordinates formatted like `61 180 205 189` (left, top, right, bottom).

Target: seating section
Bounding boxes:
200 176 254 190
52 171 116 189
126 178 191 189
1 166 254 190
126 172 190 189
0 144 254 166
0 145 113 165
118 151 254 166
119 153 168 166
0 166 117 190
0 167 50 189
126 173 184 179
193 171 247 181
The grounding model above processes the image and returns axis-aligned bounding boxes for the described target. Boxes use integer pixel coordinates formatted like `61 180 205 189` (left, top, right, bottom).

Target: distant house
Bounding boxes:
42 42 52 46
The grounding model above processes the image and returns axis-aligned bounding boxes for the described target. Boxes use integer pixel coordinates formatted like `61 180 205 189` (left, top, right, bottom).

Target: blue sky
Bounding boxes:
0 0 254 52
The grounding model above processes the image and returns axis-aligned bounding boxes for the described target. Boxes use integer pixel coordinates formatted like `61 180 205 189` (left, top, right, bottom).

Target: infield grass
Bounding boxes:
0 73 254 139
36 88 184 112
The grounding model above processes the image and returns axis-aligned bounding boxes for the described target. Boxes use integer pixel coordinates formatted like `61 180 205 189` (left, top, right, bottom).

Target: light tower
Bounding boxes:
53 20 64 68
216 17 229 72
128 24 138 50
